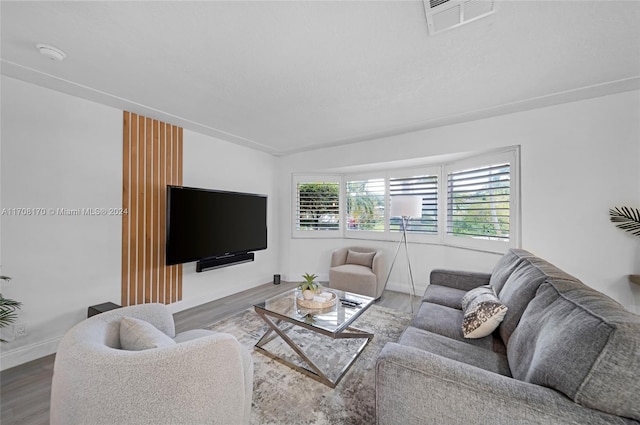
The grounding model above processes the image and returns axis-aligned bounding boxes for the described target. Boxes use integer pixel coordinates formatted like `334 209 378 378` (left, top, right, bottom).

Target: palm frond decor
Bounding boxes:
609 206 640 237
0 298 21 324
0 275 22 341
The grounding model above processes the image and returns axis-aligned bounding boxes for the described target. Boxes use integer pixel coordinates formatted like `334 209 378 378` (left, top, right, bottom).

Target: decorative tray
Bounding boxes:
296 290 338 309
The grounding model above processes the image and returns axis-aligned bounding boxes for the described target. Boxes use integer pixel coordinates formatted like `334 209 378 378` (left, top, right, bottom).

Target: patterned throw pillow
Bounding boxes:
461 285 508 339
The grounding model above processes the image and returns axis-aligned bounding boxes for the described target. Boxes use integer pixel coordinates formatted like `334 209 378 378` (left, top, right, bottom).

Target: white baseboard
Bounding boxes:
0 336 61 371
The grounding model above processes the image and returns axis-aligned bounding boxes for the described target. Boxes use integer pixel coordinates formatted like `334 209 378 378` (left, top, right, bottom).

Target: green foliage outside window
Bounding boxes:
449 189 510 239
297 183 339 230
347 180 385 231
448 164 510 240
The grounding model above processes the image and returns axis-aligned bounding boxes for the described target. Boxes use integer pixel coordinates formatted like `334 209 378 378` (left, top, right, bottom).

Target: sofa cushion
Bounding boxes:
346 249 375 268
330 264 375 280
422 284 467 310
119 316 176 351
428 269 492 292
399 326 512 377
411 302 507 353
461 286 508 339
508 279 640 421
498 256 579 345
488 248 533 295
329 264 377 297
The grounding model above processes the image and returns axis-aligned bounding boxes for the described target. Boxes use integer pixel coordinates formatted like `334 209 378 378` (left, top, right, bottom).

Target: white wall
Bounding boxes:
1 73 638 370
278 90 640 313
0 76 279 369
1 76 122 369
167 130 279 313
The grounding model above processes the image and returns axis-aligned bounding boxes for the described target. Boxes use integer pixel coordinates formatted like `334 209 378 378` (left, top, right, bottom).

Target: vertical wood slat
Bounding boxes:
136 115 145 305
177 128 183 301
122 111 183 306
144 117 152 304
121 114 130 307
172 127 178 303
159 122 167 305
166 125 174 304
128 114 138 305
152 120 160 304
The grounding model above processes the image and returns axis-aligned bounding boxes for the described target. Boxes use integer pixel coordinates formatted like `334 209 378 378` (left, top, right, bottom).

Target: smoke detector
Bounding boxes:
423 0 495 35
36 44 67 61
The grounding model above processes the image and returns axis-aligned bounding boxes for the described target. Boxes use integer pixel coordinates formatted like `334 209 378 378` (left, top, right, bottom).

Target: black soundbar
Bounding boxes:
196 252 255 272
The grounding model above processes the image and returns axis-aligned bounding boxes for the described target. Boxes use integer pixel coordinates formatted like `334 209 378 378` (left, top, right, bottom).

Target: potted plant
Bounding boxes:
609 206 640 285
299 273 320 300
0 276 22 342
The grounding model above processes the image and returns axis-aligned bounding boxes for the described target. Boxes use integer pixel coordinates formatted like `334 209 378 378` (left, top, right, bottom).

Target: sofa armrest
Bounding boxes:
330 248 349 267
376 343 632 425
429 269 491 291
372 250 386 297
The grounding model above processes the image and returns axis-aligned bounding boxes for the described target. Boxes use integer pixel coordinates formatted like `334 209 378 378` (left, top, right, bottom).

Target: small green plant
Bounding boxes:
0 276 22 342
298 273 320 292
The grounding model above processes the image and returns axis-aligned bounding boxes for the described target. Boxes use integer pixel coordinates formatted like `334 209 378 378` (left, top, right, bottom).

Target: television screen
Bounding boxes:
166 186 267 266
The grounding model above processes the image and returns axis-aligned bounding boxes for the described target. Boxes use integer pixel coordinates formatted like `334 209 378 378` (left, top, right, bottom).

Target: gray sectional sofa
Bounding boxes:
376 248 640 424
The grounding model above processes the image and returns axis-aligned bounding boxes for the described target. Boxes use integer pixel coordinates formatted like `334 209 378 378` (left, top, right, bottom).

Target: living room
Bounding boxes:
1 1 639 424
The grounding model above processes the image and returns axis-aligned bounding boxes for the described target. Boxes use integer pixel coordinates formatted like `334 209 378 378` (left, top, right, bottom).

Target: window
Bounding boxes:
346 178 385 232
293 176 341 236
389 174 438 235
444 148 519 251
292 146 519 252
447 163 510 240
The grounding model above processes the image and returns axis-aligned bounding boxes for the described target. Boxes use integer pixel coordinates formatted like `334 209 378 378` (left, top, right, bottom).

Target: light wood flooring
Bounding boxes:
0 282 419 425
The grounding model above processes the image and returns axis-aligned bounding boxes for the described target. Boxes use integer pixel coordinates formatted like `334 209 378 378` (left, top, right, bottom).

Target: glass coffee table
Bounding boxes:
253 288 375 388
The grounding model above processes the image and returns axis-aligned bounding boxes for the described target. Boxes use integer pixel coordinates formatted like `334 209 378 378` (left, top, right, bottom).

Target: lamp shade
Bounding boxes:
390 196 422 218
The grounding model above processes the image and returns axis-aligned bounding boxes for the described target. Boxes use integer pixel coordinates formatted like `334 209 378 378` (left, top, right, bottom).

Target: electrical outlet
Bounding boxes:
14 322 28 338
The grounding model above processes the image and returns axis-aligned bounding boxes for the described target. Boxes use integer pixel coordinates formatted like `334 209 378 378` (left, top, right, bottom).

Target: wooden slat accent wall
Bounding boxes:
122 111 183 306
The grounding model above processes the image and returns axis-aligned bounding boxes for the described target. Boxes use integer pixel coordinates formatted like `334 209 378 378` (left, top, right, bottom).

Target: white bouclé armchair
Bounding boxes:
50 303 253 425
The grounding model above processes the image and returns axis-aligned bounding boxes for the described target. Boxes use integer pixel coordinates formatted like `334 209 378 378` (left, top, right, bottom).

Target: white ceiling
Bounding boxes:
2 1 639 156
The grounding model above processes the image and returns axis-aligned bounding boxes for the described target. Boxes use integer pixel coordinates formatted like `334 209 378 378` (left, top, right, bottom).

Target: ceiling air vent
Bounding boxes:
430 0 450 8
423 0 495 35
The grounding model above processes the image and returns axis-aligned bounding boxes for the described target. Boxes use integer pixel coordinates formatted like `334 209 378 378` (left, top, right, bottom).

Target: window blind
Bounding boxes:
295 182 340 231
390 174 438 234
447 163 510 240
346 178 385 231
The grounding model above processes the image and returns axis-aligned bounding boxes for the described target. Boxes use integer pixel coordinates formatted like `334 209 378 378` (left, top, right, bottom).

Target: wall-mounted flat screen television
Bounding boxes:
166 185 267 267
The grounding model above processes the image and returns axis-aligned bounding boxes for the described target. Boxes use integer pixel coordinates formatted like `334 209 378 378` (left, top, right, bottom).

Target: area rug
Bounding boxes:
205 305 412 425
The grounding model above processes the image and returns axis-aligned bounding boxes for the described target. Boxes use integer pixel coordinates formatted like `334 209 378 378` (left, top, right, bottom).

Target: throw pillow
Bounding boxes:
461 285 508 339
120 316 176 351
345 250 375 268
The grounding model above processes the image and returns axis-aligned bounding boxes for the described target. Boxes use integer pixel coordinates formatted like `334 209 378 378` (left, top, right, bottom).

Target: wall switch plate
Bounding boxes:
14 322 28 338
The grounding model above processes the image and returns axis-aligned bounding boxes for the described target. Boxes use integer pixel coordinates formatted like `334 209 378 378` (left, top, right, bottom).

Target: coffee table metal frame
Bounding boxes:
253 289 374 388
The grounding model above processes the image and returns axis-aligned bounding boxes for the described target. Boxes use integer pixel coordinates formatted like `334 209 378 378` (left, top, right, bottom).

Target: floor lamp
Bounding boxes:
383 195 422 312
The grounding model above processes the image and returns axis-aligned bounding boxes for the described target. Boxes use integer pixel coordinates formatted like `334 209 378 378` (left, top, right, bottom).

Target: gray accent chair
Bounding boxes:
376 248 640 424
50 303 253 425
329 246 385 299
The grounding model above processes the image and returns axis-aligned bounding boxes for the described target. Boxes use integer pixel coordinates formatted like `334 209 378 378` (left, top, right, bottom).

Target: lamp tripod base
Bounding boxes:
382 216 417 313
